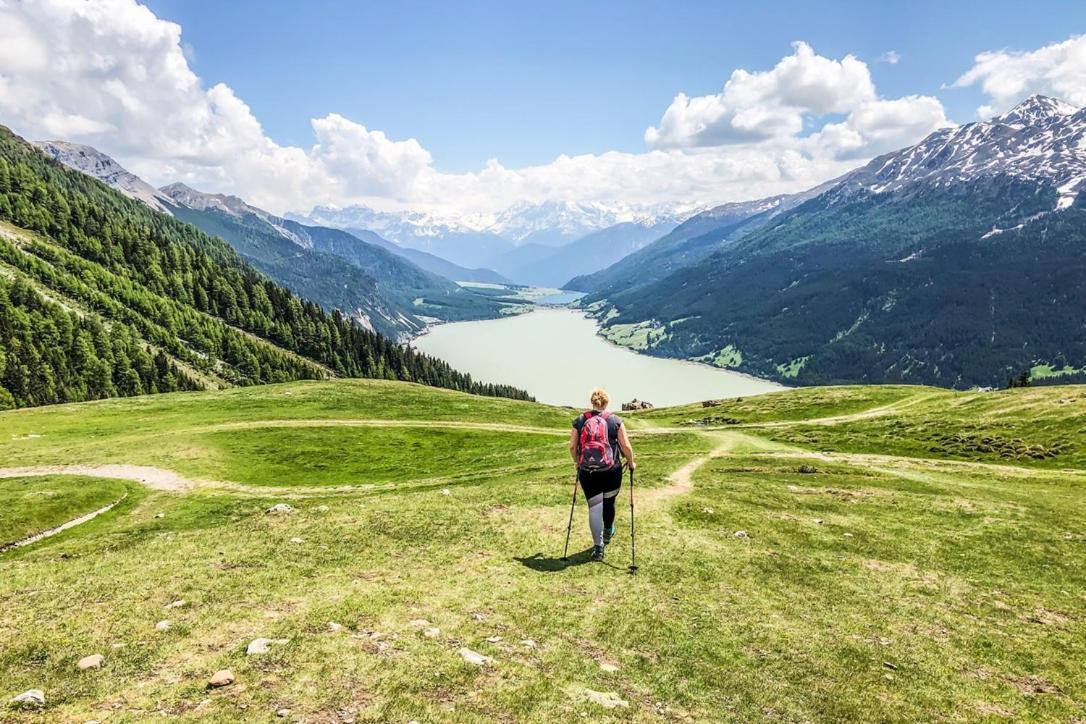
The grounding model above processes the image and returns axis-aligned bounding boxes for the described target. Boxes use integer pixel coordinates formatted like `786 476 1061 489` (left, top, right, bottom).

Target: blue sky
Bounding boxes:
3 1 1086 215
143 0 1086 171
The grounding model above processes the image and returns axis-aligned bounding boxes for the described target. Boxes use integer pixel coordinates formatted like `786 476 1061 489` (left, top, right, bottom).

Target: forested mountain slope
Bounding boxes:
584 96 1086 389
566 183 834 294
159 184 512 337
0 125 529 408
337 226 511 285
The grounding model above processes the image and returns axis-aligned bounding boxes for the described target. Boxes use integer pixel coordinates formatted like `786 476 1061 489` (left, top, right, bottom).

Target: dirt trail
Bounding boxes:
201 418 567 436
640 430 768 503
0 493 128 553
747 448 1086 480
0 465 199 491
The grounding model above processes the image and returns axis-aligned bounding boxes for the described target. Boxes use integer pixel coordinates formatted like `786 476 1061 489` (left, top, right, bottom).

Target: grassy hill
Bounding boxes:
2 380 1085 721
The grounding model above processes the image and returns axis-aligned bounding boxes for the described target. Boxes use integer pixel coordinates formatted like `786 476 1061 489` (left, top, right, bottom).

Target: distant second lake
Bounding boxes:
414 307 783 407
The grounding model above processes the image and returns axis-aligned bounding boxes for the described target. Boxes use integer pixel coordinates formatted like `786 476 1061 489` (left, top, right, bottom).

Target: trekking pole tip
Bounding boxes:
627 564 639 574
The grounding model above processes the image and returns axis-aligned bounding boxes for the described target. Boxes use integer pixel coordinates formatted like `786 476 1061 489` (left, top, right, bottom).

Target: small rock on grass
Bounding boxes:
77 654 104 670
267 503 294 515
486 636 502 643
165 599 186 609
408 619 430 628
328 622 344 633
583 689 628 709
599 662 619 673
734 530 749 539
276 709 291 718
10 689 45 709
521 639 537 648
423 627 441 638
247 638 288 655
208 670 235 688
458 648 494 666
289 537 304 544
247 638 271 655
155 620 172 631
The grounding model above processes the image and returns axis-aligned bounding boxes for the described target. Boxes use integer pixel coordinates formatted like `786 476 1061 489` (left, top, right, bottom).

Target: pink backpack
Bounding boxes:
578 411 615 471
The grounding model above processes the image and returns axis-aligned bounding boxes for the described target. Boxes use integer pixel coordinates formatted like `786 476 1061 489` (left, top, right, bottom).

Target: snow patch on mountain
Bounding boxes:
293 199 701 248
843 95 1086 214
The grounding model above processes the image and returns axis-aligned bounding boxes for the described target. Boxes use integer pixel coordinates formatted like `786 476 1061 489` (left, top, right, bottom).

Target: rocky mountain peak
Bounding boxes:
34 140 173 215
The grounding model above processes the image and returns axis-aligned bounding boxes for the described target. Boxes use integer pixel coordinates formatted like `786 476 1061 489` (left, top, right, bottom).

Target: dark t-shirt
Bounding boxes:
572 411 623 470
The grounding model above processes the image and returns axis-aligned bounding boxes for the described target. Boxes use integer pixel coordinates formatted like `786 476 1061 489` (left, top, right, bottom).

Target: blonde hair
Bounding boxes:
589 387 610 410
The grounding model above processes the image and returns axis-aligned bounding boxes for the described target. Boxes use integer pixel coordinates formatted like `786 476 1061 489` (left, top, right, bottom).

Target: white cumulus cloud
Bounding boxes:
645 42 878 149
807 95 952 160
0 2 951 217
643 41 948 163
954 34 1086 117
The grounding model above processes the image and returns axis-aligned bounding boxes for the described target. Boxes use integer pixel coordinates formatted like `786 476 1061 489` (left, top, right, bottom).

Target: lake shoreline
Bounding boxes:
413 305 782 407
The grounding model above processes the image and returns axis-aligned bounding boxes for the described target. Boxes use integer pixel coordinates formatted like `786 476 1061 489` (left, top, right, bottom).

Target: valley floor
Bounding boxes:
1 381 1084 722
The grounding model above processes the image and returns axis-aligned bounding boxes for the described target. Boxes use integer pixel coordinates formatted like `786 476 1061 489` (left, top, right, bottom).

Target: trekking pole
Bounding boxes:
560 475 578 563
628 466 638 574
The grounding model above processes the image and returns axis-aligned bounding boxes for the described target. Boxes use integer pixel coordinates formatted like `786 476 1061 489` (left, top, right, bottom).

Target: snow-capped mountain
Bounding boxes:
837 95 1086 211
580 94 1086 390
35 140 174 214
296 204 491 241
293 200 698 249
489 200 693 247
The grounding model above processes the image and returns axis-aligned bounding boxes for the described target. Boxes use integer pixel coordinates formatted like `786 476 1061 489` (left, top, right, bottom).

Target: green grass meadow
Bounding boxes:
1 380 1084 721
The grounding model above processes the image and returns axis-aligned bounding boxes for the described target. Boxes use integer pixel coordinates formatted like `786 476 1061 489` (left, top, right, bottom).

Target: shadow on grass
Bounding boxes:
515 549 626 573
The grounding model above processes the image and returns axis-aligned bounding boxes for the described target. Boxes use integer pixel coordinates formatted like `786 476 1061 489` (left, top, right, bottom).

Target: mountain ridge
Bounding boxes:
32 142 515 338
291 200 700 277
32 141 174 215
155 183 512 338
582 95 1086 389
0 124 530 409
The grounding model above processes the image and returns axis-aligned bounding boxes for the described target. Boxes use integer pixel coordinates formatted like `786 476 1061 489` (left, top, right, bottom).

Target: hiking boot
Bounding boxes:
590 545 605 561
603 525 615 545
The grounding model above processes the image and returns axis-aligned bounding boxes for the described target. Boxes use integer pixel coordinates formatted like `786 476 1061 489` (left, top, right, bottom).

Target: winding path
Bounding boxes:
6 400 1071 552
0 493 128 553
0 465 198 491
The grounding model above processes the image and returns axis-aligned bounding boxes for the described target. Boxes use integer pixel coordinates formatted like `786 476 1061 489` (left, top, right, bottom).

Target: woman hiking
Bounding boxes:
570 387 636 561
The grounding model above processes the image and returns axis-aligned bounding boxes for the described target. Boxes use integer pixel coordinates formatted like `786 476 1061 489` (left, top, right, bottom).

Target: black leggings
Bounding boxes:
578 465 623 499
603 494 617 528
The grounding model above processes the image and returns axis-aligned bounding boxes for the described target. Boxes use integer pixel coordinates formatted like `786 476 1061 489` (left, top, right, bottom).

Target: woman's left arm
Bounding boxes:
617 423 636 470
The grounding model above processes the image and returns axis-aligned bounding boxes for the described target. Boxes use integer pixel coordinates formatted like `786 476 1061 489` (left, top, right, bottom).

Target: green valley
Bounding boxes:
2 380 1084 721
